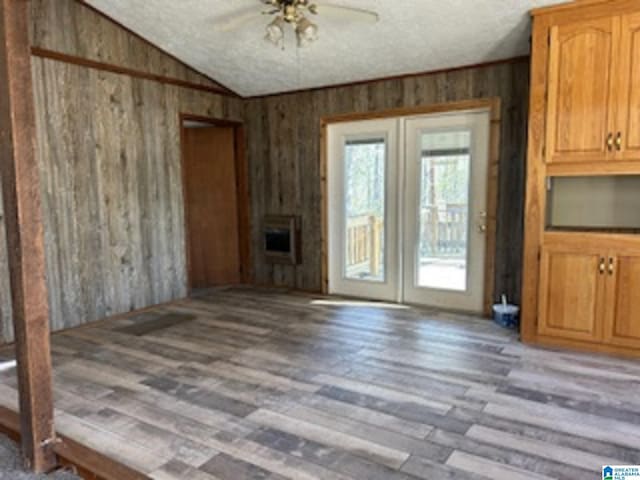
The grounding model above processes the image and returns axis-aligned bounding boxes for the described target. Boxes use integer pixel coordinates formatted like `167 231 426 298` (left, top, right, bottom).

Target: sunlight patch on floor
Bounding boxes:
0 361 16 373
310 299 409 309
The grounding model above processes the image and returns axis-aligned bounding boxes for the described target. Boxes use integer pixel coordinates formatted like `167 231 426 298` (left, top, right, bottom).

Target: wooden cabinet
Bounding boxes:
538 245 605 342
546 17 617 164
539 243 640 349
616 12 640 162
546 11 640 165
523 1 640 359
604 252 640 348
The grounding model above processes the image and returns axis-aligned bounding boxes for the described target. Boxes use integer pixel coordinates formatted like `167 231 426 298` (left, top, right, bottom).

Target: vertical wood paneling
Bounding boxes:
0 0 243 343
28 60 242 337
29 0 224 91
245 60 530 301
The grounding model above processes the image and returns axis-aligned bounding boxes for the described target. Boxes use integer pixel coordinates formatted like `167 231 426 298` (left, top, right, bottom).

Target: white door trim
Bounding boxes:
326 106 493 313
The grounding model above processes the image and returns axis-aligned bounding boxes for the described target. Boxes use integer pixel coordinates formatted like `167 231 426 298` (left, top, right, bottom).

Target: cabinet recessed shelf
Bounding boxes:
546 175 640 231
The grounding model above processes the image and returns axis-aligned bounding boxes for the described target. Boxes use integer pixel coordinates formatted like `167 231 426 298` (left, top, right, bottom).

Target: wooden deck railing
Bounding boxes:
346 215 383 276
345 205 466 276
420 204 467 257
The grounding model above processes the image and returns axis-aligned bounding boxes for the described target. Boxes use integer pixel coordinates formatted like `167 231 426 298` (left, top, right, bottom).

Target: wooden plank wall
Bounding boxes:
29 0 226 92
0 0 243 343
244 60 530 301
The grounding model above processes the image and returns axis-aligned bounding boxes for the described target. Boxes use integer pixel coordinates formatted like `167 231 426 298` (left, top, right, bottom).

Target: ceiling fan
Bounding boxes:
215 0 379 48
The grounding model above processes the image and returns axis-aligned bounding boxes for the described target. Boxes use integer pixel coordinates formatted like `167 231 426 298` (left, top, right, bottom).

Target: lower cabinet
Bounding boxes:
538 245 605 342
538 244 640 350
604 253 640 348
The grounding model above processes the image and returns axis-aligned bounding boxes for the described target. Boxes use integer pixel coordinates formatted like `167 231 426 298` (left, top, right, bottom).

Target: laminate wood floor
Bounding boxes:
0 288 639 479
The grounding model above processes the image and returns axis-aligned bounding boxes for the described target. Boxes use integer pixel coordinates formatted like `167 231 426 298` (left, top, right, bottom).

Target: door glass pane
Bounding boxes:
417 130 471 291
344 138 386 282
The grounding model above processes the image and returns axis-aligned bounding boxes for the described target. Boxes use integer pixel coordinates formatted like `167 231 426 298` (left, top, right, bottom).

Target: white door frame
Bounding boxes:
322 99 499 314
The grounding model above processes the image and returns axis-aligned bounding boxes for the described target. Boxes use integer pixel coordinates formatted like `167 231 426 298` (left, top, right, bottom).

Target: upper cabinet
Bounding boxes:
546 12 640 165
615 12 640 162
546 17 617 164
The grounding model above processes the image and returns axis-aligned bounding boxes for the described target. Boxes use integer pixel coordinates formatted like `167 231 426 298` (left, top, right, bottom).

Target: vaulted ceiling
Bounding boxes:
85 0 565 97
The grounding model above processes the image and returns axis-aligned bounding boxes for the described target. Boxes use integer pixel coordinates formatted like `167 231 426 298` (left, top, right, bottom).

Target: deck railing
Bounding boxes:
346 214 383 276
345 205 466 276
420 204 467 258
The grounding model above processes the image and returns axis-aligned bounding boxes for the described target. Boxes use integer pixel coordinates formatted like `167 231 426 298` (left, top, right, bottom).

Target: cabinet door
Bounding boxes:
604 253 640 348
538 246 605 342
546 17 618 164
615 12 640 162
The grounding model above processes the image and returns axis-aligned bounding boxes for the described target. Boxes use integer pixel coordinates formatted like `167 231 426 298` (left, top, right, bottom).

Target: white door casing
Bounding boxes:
327 109 490 313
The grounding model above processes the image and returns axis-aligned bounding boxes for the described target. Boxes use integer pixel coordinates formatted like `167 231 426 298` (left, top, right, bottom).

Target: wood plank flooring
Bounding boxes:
0 287 639 479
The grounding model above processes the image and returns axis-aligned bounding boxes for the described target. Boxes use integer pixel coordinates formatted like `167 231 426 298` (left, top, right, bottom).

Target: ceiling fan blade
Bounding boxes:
314 4 379 23
214 8 265 33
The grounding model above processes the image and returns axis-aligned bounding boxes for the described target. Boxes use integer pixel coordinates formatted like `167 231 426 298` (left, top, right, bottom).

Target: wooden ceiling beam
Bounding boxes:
0 0 57 472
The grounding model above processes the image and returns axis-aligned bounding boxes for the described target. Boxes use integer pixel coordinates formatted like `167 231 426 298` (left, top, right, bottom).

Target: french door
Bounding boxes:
327 109 490 313
327 118 399 301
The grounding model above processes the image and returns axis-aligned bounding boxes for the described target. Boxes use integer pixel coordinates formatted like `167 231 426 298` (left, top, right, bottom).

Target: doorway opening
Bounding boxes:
180 115 251 291
324 101 498 314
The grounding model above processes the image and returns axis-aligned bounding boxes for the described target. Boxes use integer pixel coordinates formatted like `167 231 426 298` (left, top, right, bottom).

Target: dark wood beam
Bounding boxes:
75 0 239 98
0 0 57 472
31 47 239 98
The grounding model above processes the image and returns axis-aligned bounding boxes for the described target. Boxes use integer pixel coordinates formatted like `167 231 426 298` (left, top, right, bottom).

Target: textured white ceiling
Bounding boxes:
85 0 565 97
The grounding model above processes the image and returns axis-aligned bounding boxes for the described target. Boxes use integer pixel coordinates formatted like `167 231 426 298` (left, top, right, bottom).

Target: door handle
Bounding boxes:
608 257 615 275
478 224 487 234
615 132 622 151
607 133 614 151
599 258 606 274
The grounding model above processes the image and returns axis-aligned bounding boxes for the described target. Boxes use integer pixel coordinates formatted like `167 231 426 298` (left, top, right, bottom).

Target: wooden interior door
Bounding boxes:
545 16 617 164
183 126 241 288
604 252 640 348
615 12 640 162
538 245 605 342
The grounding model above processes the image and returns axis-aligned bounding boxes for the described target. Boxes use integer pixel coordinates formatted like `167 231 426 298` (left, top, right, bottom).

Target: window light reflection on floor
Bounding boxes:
0 360 17 372
310 299 409 309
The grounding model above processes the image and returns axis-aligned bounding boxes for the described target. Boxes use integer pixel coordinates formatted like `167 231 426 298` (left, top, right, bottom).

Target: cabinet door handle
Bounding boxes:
607 133 614 151
608 257 615 275
615 132 622 151
599 258 606 274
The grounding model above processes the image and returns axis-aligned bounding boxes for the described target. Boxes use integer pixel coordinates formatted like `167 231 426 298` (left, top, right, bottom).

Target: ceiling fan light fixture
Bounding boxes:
265 16 285 46
295 16 318 47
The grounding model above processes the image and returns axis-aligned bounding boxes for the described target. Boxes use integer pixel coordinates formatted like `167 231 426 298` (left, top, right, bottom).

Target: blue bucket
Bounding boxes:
493 304 519 329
